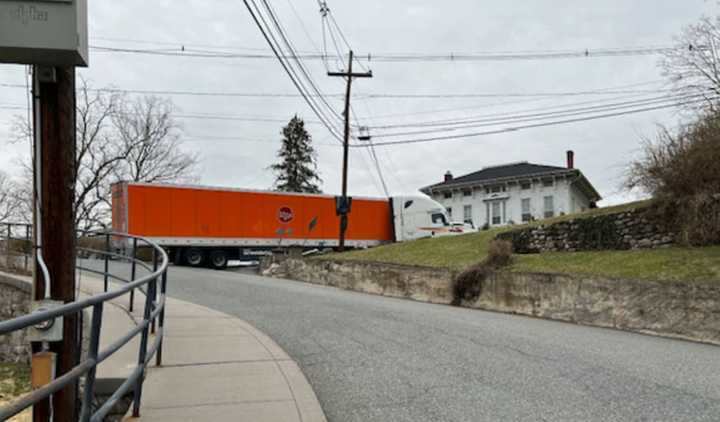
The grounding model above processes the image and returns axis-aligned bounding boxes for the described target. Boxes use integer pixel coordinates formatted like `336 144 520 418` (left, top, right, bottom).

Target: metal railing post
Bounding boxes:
24 225 30 272
156 269 168 367
79 303 103 422
150 251 158 335
0 231 169 420
129 238 138 312
5 224 10 270
103 233 110 292
131 267 156 418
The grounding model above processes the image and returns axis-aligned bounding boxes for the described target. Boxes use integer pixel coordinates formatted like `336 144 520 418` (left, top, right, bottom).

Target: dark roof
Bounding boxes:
426 162 568 188
422 161 601 201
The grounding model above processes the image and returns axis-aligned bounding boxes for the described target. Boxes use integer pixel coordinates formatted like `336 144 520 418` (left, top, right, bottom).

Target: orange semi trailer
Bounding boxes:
112 182 450 269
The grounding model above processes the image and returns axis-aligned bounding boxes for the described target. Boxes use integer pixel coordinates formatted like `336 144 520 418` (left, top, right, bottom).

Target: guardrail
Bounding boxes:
0 230 169 422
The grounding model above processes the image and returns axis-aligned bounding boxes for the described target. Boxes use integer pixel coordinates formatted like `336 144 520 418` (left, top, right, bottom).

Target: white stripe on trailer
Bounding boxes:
144 236 386 248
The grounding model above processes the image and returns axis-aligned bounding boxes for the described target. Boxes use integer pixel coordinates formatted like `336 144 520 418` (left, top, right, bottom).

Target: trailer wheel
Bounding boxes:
209 250 228 270
185 248 204 267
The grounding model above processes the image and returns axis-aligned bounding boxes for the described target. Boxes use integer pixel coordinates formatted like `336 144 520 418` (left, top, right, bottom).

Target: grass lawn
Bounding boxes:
320 207 720 283
510 247 720 283
318 229 507 271
0 363 31 422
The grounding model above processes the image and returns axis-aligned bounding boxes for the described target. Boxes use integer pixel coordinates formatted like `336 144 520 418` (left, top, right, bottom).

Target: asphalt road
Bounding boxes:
82 261 720 422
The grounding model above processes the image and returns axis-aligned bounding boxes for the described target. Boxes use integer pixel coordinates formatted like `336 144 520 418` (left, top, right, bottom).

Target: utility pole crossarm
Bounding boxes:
327 70 373 78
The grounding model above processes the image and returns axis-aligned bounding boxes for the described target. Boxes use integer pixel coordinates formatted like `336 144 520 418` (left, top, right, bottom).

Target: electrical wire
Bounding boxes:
362 95 714 147
87 44 687 62
257 0 344 123
356 80 669 122
366 93 703 137
239 0 344 141
349 106 389 196
0 82 678 100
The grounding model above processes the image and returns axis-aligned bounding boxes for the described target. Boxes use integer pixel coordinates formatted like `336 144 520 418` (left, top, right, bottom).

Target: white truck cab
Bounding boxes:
391 195 450 241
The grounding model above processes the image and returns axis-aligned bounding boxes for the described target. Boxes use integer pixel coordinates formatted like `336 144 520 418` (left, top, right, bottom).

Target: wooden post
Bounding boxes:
327 51 372 251
33 65 78 422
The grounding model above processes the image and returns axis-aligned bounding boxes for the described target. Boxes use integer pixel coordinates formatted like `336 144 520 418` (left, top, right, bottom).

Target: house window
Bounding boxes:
443 191 452 199
543 196 554 218
491 185 503 193
463 205 472 223
491 202 502 225
521 198 532 222
462 189 472 197
542 179 554 187
520 181 532 190
446 207 453 218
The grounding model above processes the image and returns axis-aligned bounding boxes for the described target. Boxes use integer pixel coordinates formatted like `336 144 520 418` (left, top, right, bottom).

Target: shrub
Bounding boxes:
485 239 513 268
451 264 490 306
450 239 513 306
627 111 720 245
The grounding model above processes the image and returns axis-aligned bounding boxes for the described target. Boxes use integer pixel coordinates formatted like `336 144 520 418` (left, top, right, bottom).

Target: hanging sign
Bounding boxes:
0 0 88 66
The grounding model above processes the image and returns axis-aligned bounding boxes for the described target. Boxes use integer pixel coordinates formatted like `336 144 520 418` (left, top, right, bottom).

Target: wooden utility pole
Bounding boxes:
32 65 79 422
328 50 372 251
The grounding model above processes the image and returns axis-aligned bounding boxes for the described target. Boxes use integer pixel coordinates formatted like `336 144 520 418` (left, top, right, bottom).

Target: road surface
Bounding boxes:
83 261 720 422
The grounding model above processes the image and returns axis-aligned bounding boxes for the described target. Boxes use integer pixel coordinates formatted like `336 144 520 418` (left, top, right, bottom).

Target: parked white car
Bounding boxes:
448 221 478 234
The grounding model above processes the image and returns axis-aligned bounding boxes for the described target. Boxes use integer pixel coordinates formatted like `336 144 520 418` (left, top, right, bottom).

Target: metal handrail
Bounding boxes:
0 230 169 422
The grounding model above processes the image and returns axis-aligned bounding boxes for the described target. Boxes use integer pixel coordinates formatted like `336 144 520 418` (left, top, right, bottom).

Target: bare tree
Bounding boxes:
74 79 127 230
114 96 199 184
0 171 23 223
662 16 720 112
8 78 200 230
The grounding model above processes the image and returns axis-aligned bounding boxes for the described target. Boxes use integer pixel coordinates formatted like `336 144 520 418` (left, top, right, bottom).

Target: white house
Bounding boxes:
420 151 601 227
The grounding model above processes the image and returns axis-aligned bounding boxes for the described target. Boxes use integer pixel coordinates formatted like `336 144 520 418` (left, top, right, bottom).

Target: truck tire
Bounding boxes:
209 250 228 270
185 248 204 267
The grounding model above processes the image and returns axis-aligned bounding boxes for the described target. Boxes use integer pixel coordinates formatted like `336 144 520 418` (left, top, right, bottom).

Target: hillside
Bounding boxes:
319 201 720 283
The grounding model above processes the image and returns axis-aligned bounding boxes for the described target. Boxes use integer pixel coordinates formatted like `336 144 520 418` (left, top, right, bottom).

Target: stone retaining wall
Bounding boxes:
0 272 31 363
261 257 455 304
497 208 675 253
261 258 720 345
466 272 720 345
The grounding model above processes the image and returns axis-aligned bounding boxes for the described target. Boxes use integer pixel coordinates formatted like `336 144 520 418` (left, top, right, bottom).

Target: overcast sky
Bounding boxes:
1 0 717 205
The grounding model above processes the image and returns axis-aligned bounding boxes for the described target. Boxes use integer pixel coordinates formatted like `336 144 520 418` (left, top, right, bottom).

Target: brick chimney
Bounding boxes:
566 150 575 169
444 171 453 182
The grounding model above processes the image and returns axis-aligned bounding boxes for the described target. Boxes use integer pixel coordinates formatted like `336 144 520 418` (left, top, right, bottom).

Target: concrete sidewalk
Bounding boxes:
78 274 326 422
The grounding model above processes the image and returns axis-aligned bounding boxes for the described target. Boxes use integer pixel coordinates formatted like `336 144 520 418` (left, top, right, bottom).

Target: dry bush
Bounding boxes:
486 239 513 268
451 239 514 306
627 111 720 245
451 264 491 306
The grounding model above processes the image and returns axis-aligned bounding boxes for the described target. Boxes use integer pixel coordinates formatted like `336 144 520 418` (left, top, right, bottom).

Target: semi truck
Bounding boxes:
111 182 451 269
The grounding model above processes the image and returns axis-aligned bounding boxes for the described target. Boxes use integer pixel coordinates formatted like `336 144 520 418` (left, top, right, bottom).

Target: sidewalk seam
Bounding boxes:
237 322 307 422
159 358 293 368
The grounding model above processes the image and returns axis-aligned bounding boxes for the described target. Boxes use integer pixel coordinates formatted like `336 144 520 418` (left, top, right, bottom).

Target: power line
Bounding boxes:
0 82 677 100
349 105 389 196
356 80 668 121
183 134 340 146
88 43 686 62
362 95 713 147
257 0 344 123
239 0 345 141
366 93 700 136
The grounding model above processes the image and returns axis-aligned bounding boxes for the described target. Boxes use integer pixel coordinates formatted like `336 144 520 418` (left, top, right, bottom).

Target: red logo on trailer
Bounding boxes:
278 206 294 224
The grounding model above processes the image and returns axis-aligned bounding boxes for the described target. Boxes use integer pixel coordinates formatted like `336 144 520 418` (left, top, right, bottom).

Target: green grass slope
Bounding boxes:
320 201 720 283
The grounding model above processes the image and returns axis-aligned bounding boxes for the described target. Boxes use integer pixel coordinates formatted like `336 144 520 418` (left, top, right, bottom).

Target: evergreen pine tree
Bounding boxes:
270 116 322 193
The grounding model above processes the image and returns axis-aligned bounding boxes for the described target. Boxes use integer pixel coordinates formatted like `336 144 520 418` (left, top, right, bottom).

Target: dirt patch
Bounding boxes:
0 363 31 421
